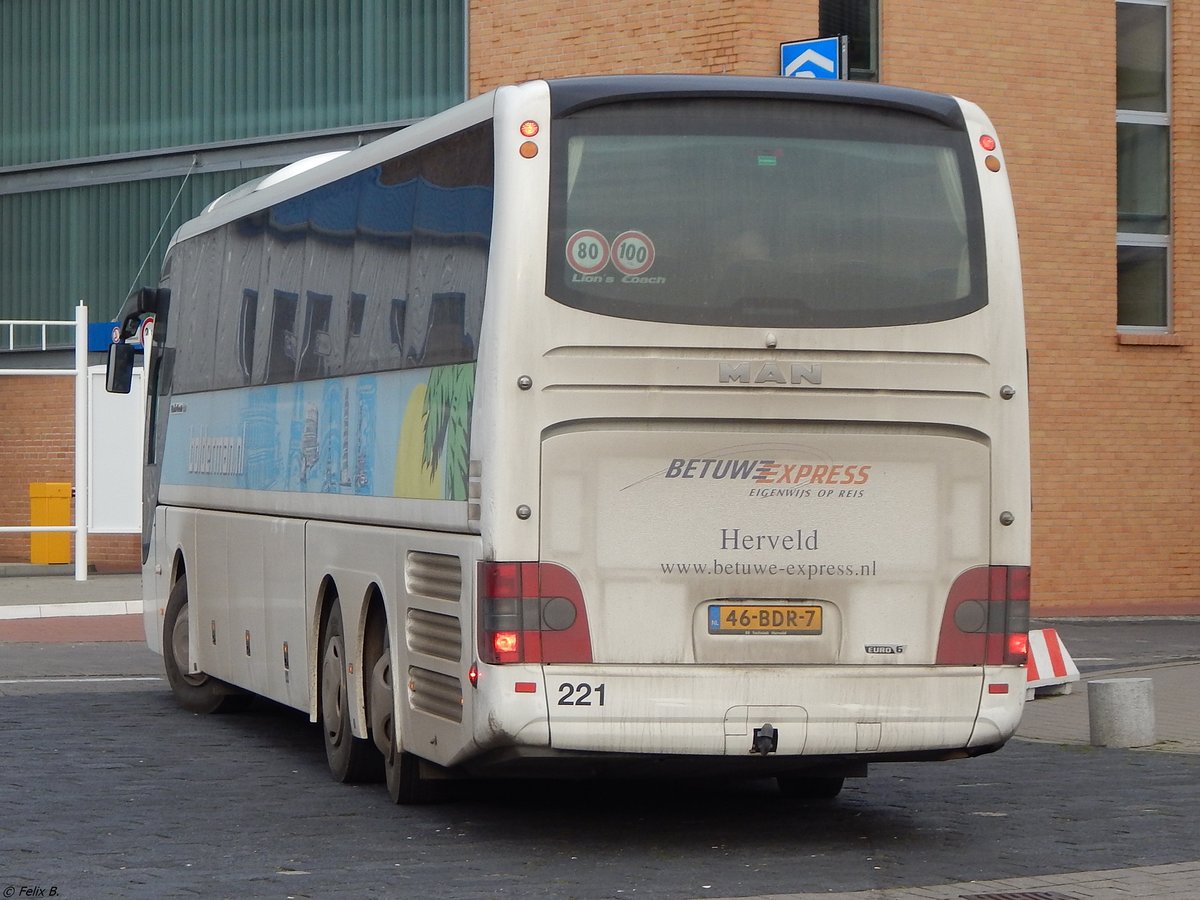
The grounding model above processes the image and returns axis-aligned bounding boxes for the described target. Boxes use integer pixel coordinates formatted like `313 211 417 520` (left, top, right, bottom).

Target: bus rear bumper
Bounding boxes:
533 664 1022 759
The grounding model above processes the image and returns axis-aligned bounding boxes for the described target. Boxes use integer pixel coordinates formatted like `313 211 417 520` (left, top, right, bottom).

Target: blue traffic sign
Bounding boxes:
780 36 844 80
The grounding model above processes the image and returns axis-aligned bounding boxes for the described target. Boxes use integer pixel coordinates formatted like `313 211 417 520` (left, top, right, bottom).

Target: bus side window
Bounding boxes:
415 292 473 366
298 292 333 380
389 298 407 355
266 291 299 383
345 292 367 362
238 289 258 385
172 231 223 392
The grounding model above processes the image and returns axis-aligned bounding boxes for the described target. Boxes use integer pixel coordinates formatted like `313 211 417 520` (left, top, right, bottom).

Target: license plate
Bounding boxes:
708 604 823 635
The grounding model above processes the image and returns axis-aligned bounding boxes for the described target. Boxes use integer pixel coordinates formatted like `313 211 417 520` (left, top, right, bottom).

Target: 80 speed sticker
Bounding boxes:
566 229 610 275
566 229 660 282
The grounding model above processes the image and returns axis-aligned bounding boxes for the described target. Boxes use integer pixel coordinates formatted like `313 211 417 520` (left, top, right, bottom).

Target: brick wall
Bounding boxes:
468 0 820 90
0 375 74 562
468 0 1198 614
0 376 140 573
885 1 1196 614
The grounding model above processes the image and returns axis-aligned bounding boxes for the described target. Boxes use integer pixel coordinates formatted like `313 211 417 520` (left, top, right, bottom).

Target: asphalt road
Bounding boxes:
2 638 1199 899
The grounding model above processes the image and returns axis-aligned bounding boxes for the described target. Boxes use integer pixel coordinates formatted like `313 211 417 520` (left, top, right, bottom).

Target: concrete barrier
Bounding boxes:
1026 627 1081 699
1088 677 1156 748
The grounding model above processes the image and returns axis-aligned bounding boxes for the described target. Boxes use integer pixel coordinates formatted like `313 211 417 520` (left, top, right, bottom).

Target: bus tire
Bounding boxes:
320 597 381 783
369 630 437 803
163 577 246 714
777 774 845 800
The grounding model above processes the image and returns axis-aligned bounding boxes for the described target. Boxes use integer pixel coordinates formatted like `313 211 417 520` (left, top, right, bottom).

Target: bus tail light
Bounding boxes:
936 566 1030 666
477 562 593 664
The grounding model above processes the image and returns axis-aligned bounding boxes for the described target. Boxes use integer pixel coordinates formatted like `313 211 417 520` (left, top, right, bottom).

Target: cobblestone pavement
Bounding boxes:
2 579 1199 899
2 671 1199 900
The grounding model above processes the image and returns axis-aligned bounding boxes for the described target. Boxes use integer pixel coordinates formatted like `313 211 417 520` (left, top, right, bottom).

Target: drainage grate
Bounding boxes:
960 892 1079 900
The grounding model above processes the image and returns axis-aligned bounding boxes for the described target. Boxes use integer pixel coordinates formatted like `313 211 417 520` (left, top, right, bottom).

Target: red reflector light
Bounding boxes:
515 682 538 693
483 562 522 598
979 134 997 151
988 683 1009 694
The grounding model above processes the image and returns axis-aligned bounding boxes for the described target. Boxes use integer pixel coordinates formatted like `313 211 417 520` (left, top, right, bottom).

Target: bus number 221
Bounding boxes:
557 682 606 707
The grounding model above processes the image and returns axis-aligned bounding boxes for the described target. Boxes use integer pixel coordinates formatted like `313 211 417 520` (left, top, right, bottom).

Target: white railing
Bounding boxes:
2 318 76 353
0 304 90 580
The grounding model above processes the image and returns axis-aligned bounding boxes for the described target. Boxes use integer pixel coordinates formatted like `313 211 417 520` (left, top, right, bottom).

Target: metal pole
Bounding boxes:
74 303 89 581
0 369 76 376
0 526 79 534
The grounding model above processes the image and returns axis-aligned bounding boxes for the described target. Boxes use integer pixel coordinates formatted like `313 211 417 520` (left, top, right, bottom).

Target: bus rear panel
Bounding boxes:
467 76 1029 779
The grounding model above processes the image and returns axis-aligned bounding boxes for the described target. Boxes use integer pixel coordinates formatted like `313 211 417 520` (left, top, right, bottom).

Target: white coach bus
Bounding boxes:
108 75 1031 803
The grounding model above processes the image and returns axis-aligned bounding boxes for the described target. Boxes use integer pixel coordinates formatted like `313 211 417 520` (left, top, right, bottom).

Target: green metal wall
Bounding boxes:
0 171 275 332
0 0 465 337
0 0 465 166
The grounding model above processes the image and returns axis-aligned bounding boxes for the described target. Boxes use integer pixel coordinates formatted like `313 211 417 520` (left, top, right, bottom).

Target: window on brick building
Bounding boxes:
1116 0 1170 330
819 0 878 82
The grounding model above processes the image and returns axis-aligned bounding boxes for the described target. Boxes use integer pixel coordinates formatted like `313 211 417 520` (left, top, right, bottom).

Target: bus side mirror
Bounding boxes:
106 342 135 394
115 286 167 341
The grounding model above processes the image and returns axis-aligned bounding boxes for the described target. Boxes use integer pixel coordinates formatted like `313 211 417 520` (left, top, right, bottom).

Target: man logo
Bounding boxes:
718 362 822 385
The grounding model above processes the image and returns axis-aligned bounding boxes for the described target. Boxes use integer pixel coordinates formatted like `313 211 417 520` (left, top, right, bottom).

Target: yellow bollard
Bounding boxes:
29 482 71 564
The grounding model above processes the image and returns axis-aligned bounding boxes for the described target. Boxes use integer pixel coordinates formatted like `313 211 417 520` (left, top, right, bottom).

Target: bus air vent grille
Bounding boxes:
405 551 463 603
407 666 464 723
406 609 462 662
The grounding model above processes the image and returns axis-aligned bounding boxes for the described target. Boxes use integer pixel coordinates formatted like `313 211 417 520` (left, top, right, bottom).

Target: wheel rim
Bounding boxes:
372 653 396 770
368 636 405 800
171 600 206 687
321 633 349 746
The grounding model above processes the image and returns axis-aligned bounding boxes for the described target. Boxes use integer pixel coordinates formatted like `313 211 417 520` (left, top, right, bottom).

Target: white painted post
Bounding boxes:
74 303 89 581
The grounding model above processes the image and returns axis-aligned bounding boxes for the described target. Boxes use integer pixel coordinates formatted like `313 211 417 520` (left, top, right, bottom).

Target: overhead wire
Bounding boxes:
118 154 198 316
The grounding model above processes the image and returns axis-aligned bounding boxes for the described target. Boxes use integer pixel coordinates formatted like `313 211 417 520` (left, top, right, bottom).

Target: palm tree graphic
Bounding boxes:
421 363 473 501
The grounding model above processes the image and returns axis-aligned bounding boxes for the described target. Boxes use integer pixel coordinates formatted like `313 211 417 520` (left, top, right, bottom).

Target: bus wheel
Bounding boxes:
777 775 845 800
162 577 245 714
320 598 380 783
369 630 435 803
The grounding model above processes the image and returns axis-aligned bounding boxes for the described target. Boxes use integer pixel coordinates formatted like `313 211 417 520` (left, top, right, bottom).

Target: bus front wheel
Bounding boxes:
162 577 244 714
319 597 380 783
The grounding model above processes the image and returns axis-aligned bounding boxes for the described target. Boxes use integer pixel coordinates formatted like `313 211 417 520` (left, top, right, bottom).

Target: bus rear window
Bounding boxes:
546 99 987 328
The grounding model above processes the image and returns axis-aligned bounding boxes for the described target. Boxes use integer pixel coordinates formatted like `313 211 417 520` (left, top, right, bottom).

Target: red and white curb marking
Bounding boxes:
1026 627 1080 699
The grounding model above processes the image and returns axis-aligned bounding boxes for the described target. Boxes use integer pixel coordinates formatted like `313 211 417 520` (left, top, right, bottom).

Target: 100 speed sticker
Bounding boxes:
566 229 662 283
611 231 655 276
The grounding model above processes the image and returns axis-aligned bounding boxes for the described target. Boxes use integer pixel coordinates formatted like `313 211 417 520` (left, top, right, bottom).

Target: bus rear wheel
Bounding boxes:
320 597 380 783
162 577 245 714
369 629 436 803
